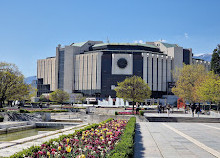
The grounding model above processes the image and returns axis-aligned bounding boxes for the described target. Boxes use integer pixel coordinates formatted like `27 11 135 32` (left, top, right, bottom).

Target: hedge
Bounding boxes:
10 118 113 158
107 117 136 158
139 110 144 116
19 109 68 113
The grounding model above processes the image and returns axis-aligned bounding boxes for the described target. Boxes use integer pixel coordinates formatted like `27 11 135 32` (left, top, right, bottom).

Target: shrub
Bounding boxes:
0 116 4 122
107 117 136 158
139 110 144 116
0 108 6 112
10 146 40 158
19 109 30 113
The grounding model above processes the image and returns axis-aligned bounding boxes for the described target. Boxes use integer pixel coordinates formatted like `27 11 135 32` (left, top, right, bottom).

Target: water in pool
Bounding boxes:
0 127 62 141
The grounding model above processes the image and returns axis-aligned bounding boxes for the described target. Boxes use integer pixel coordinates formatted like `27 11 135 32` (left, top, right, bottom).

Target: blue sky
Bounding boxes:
0 0 220 77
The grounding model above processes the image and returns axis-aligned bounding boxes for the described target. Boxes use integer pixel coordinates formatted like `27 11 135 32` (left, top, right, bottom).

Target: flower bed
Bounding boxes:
108 117 136 157
63 106 86 109
10 118 135 158
116 111 139 115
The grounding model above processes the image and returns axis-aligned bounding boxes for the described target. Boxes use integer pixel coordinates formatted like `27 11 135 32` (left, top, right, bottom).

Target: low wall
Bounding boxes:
0 124 35 134
85 114 132 124
35 122 79 128
94 108 128 115
4 112 51 122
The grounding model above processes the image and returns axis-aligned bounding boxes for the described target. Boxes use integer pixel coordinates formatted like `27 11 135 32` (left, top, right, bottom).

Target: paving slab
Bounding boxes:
134 121 220 158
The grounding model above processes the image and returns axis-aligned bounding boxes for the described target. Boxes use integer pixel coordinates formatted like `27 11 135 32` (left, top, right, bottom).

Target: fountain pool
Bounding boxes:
0 127 62 142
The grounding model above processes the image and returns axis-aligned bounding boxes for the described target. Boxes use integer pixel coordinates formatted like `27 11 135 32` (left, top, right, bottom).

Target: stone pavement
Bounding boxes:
134 121 220 158
144 112 220 118
0 123 88 157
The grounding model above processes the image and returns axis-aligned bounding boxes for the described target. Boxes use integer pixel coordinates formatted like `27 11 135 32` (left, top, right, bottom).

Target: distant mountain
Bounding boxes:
24 76 37 88
194 53 212 62
24 76 37 84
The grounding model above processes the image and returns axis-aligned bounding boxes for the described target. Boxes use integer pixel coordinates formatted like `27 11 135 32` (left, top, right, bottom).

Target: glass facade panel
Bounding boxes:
58 51 64 90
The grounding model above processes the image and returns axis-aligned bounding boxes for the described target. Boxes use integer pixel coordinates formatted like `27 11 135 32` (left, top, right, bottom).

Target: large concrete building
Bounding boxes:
37 41 210 98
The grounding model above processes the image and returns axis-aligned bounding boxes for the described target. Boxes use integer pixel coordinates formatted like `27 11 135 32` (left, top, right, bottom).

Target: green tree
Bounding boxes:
0 62 30 107
115 76 151 111
194 71 220 111
49 89 69 105
39 94 50 102
211 44 220 75
172 64 208 104
75 95 86 104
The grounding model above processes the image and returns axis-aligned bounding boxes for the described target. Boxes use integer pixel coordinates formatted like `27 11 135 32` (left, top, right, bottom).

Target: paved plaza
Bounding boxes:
134 121 220 158
0 112 219 157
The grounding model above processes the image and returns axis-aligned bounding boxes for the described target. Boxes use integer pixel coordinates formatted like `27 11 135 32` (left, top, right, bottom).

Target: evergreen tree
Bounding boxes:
211 44 220 75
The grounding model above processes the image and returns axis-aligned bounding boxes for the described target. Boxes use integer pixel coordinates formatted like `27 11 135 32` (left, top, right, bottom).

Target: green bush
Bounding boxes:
0 116 4 122
115 111 118 115
29 109 68 113
10 145 40 158
139 110 144 116
107 117 136 158
19 109 30 113
0 108 6 112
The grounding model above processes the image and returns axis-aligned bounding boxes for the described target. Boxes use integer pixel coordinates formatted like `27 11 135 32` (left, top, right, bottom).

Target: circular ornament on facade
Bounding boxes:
117 58 128 68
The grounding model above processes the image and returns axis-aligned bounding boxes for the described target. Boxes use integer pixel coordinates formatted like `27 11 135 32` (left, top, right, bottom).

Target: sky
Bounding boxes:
0 0 220 77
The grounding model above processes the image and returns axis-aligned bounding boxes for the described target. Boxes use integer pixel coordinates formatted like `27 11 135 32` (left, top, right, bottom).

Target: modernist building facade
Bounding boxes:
37 41 210 98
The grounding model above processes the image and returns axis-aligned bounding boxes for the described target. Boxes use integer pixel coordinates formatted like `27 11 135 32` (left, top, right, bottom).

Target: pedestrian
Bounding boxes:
136 103 140 114
157 104 161 113
191 103 196 117
39 102 43 109
167 103 171 117
162 105 165 113
195 105 201 117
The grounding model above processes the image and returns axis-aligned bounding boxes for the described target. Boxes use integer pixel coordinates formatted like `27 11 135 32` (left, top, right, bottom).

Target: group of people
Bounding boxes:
157 103 172 116
191 103 201 117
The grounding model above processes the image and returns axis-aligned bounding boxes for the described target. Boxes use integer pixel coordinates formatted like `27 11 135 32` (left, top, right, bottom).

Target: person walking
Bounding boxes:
167 103 171 117
195 105 201 117
191 103 196 117
157 104 161 113
162 105 165 113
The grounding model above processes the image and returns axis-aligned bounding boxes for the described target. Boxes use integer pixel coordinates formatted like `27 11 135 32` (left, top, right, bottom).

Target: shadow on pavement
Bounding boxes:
134 123 145 158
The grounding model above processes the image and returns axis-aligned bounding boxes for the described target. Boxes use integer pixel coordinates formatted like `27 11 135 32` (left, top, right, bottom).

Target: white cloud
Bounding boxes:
184 33 189 39
134 40 144 44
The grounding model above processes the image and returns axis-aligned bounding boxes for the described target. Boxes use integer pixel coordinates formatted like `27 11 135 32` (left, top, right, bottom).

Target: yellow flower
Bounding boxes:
58 146 61 150
66 138 69 144
79 154 86 158
91 128 94 131
47 151 50 156
66 146 72 153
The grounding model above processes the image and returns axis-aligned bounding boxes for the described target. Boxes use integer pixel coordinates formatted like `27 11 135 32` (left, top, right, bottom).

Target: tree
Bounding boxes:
49 89 69 104
39 94 50 102
211 44 220 75
172 64 208 104
75 95 86 104
194 71 220 111
0 62 30 108
115 76 151 111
